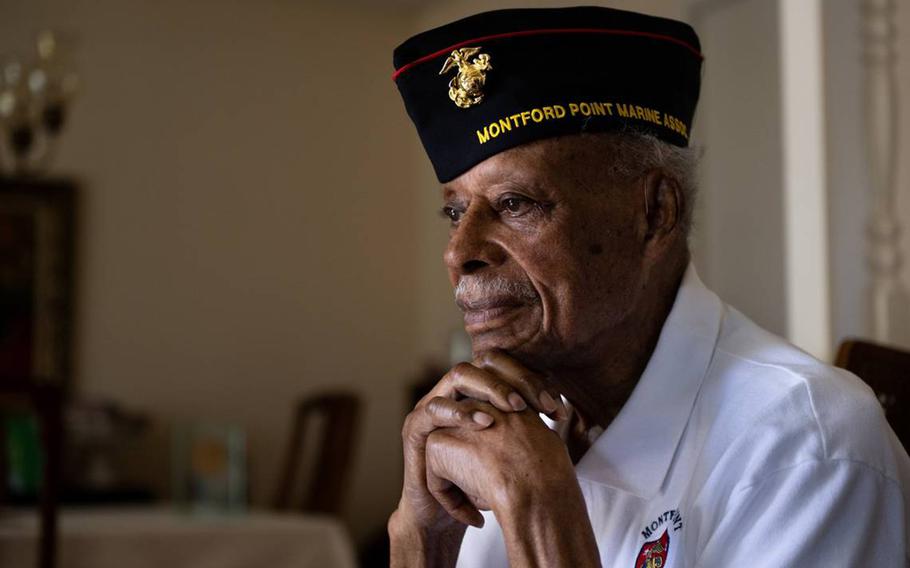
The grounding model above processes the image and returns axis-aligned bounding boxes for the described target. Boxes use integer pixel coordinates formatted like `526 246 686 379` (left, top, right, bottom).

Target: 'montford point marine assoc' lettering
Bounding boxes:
476 101 688 144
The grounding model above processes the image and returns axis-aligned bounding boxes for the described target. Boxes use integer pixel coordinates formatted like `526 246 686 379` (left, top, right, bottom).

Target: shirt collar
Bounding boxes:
574 263 722 498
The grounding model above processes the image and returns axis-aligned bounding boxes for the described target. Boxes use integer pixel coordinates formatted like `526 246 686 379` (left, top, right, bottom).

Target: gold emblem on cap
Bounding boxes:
439 47 492 108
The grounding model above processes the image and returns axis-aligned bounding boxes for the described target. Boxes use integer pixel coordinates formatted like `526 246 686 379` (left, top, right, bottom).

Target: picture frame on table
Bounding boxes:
0 177 76 388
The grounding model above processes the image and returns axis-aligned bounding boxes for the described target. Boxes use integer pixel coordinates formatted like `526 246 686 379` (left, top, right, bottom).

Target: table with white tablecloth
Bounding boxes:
0 507 357 568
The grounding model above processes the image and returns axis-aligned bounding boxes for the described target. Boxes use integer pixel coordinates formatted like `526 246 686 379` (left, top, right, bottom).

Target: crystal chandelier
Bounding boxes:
0 31 79 177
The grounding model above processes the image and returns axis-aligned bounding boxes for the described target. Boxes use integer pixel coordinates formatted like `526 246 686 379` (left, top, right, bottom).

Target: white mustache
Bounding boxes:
454 276 538 309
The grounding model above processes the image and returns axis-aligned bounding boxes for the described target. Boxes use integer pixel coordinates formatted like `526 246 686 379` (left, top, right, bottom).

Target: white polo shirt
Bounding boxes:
457 264 910 567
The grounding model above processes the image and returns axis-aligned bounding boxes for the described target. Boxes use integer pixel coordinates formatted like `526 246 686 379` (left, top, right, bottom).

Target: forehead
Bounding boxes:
442 135 609 199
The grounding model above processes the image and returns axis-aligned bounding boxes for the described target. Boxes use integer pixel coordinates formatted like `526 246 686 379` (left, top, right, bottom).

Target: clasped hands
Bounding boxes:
390 350 601 567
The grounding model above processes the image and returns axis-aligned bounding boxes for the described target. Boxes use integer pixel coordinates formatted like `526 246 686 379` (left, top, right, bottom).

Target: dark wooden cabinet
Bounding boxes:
0 177 77 568
0 177 76 390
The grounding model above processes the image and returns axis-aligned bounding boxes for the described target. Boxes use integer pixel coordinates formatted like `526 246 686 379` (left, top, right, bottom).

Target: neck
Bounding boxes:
546 256 688 430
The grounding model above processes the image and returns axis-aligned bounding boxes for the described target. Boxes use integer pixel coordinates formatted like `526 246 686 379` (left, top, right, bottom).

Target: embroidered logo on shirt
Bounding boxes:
635 529 669 568
635 510 683 568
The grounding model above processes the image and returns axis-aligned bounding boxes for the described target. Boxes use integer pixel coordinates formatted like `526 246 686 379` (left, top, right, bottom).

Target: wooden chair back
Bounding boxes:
272 391 361 515
0 379 63 568
835 339 910 448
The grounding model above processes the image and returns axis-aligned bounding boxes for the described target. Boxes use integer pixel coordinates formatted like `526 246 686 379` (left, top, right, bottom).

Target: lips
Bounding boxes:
457 296 532 327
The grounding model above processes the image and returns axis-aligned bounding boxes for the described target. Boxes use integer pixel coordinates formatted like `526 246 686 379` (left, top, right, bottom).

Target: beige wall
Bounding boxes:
689 0 787 338
823 0 910 349
824 0 871 346
895 0 910 345
3 0 419 542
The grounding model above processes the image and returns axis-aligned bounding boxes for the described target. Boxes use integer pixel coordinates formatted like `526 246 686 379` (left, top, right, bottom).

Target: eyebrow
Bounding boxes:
442 175 553 205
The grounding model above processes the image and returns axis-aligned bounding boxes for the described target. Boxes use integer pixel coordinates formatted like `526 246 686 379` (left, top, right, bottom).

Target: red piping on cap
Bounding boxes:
392 27 703 81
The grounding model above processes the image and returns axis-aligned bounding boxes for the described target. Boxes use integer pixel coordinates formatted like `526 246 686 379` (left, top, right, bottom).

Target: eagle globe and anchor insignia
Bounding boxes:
439 47 492 108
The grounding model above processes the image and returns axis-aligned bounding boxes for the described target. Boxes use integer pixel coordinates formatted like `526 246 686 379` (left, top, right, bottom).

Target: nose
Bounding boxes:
444 204 506 276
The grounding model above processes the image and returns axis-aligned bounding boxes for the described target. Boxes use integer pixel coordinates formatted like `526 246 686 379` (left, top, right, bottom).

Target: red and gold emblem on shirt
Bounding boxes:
635 529 669 568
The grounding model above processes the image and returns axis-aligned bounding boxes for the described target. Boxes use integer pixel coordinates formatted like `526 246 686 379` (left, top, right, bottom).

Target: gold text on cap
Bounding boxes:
440 47 492 108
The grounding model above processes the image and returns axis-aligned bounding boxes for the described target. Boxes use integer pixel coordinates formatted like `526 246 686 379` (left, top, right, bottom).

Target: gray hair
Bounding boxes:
596 131 701 236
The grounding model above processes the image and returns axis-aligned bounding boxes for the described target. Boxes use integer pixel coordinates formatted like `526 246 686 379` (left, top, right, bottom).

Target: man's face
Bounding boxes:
442 135 649 367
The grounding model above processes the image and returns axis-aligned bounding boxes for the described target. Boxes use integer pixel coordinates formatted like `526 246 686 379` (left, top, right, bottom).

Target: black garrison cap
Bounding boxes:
392 6 703 183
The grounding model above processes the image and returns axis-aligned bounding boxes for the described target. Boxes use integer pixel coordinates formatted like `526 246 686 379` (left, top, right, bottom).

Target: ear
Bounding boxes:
640 169 683 252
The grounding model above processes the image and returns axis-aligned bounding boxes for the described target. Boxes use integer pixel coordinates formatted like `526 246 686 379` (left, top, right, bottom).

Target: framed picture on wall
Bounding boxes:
0 178 76 387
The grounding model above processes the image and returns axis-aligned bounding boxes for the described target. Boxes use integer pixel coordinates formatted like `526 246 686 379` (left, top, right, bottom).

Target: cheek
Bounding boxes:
582 240 645 325
507 206 643 341
582 220 643 281
520 242 591 335
539 223 642 336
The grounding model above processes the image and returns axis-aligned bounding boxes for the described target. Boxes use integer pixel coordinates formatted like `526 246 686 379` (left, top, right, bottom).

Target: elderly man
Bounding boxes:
388 6 910 567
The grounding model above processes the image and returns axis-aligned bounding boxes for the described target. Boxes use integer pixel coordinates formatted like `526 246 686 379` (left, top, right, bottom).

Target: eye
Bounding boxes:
498 195 534 217
440 205 463 224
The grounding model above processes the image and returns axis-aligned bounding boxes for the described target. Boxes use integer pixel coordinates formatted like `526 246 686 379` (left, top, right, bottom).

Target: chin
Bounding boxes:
468 327 546 361
464 305 543 353
469 334 523 356
470 330 568 378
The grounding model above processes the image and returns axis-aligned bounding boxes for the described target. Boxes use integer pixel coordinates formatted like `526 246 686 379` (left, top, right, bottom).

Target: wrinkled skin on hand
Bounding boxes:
424 402 576 527
395 350 567 536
